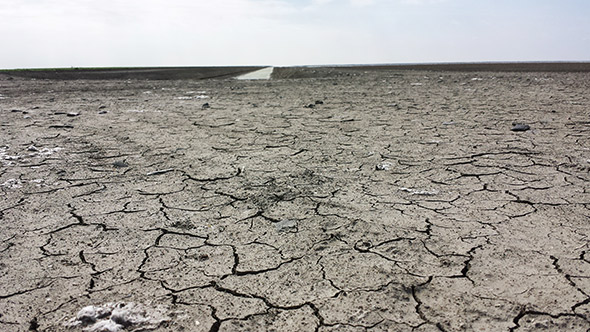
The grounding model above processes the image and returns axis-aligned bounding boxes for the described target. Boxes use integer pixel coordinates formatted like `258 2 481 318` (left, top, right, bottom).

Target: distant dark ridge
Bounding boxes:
329 62 590 72
271 62 590 79
0 66 264 80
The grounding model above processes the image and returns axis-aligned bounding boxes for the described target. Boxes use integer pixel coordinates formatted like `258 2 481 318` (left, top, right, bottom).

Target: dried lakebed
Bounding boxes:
1 67 590 331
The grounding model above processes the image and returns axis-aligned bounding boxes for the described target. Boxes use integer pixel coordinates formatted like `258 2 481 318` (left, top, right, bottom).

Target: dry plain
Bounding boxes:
1 64 590 331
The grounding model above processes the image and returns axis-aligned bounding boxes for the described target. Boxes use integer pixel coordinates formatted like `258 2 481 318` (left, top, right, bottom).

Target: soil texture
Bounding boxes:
1 65 590 331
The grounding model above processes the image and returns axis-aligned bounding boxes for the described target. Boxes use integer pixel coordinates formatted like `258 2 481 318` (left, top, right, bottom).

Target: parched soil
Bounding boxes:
1 65 590 331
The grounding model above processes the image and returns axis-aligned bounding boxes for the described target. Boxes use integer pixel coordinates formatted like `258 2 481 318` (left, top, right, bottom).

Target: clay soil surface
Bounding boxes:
1 64 590 331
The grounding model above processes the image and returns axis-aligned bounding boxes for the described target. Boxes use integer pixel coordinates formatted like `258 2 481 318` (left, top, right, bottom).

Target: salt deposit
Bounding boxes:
37 147 63 156
375 161 393 171
236 67 274 80
1 179 22 189
65 302 170 331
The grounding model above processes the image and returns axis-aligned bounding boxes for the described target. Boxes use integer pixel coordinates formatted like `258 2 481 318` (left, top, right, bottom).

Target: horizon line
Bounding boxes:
2 60 590 71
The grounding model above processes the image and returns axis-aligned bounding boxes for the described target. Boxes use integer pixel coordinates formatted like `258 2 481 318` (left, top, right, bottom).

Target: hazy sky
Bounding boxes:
1 0 589 68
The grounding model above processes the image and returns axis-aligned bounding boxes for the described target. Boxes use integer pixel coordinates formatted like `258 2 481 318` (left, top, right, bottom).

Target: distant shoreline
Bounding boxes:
2 62 589 80
326 61 590 72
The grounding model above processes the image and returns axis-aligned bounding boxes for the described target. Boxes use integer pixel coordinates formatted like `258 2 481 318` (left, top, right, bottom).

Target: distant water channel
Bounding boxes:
236 67 274 80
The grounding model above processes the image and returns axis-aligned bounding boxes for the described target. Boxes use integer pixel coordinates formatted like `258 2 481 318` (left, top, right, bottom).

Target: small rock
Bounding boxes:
315 100 324 105
67 112 80 117
202 103 210 109
99 110 108 114
375 162 392 171
28 318 39 331
27 145 39 152
112 161 128 168
99 105 107 109
511 123 530 132
304 104 315 109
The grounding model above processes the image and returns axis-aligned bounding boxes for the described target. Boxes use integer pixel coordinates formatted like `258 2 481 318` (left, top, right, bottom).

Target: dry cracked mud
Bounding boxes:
1 66 590 331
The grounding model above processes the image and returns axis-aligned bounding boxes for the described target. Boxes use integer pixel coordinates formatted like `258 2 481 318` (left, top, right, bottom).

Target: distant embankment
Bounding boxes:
0 67 264 80
333 62 590 72
271 62 590 79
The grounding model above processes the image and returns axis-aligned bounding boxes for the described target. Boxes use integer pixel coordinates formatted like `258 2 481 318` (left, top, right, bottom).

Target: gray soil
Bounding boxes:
1 65 590 331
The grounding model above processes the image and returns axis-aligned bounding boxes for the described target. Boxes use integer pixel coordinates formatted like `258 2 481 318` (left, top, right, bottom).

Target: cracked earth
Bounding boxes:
1 67 590 331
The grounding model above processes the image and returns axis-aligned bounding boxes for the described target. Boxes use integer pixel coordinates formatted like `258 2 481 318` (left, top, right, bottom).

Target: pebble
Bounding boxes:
511 123 530 132
202 103 210 109
49 124 74 129
375 162 392 171
112 161 128 168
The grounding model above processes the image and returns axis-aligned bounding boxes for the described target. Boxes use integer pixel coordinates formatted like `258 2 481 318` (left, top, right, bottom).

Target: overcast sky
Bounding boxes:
1 0 589 68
